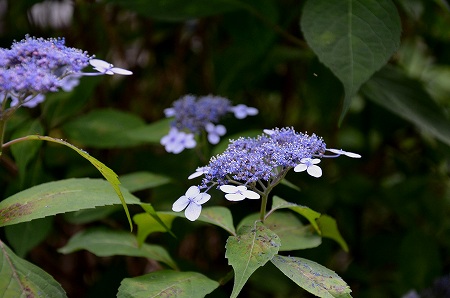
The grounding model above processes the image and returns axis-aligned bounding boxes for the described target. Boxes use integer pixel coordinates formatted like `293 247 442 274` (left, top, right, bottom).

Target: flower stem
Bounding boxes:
259 192 269 222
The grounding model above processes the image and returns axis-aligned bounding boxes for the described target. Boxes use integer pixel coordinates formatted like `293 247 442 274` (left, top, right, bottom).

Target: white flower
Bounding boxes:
172 186 211 221
263 129 275 135
294 158 322 178
205 123 226 144
219 185 260 201
164 108 176 117
188 166 209 179
160 127 196 154
89 59 133 75
229 104 258 119
326 148 361 158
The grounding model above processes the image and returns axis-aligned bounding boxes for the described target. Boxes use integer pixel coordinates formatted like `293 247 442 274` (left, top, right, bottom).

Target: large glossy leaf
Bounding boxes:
0 240 66 297
62 108 146 148
361 65 450 147
117 270 219 298
271 255 352 298
109 0 243 21
301 0 401 122
238 212 321 251
225 221 280 298
0 178 140 227
58 227 177 269
119 171 171 193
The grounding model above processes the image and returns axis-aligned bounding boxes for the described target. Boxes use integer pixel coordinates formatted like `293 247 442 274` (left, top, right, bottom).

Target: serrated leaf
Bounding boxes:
58 227 177 269
317 215 349 252
238 212 321 251
119 171 171 193
271 255 352 298
225 221 281 298
62 108 145 148
117 270 219 298
270 196 321 233
361 65 450 146
134 212 177 246
301 0 401 122
7 135 134 230
0 178 140 227
0 240 67 297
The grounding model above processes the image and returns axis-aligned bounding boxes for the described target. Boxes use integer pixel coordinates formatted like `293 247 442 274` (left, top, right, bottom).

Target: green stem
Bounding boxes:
259 192 269 222
0 118 6 157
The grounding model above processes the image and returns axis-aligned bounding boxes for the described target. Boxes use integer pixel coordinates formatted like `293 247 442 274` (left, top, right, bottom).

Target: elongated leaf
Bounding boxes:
0 240 66 297
225 221 281 298
64 206 121 224
317 215 349 252
0 178 140 227
10 135 134 230
119 171 171 193
301 0 401 122
134 212 177 246
361 65 450 146
109 0 243 21
271 255 352 298
270 196 321 233
58 227 177 269
238 212 321 251
117 270 219 298
62 109 145 148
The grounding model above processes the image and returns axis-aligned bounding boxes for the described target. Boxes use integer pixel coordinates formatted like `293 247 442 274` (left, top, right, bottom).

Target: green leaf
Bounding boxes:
198 206 236 235
301 0 401 122
117 270 219 298
10 119 44 179
317 215 349 252
0 240 67 297
134 212 177 246
238 212 321 251
0 178 140 227
5 217 53 258
361 65 450 147
271 255 352 298
119 171 171 193
225 221 281 298
270 196 321 233
109 0 242 21
14 135 134 230
58 227 177 269
64 206 121 224
62 108 146 148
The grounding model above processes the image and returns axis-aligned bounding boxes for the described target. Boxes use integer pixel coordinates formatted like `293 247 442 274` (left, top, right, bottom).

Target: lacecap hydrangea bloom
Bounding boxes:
172 127 361 220
161 94 258 153
0 35 132 111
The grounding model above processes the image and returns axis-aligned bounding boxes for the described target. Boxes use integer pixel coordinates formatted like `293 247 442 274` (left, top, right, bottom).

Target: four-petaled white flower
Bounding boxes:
219 185 260 201
229 104 258 119
89 59 133 75
160 127 196 154
172 186 211 221
205 123 226 144
188 166 209 179
326 148 361 158
294 158 322 178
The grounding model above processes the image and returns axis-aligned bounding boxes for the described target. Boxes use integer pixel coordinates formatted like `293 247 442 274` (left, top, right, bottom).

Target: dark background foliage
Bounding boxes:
0 0 449 297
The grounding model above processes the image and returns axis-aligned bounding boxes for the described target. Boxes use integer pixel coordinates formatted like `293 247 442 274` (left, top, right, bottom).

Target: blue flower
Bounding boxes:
219 185 260 201
160 127 196 154
172 186 211 221
205 123 226 144
229 104 258 119
294 158 322 178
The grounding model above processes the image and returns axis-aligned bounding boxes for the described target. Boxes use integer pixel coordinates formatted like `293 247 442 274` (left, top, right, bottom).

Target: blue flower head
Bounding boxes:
161 94 258 153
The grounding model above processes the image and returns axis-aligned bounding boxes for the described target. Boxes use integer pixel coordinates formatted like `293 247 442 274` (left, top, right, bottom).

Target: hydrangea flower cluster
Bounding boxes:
172 127 361 220
161 94 258 153
0 35 132 111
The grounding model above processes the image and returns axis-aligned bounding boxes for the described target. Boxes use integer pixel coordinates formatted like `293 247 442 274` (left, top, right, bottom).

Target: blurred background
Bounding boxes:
0 0 449 297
